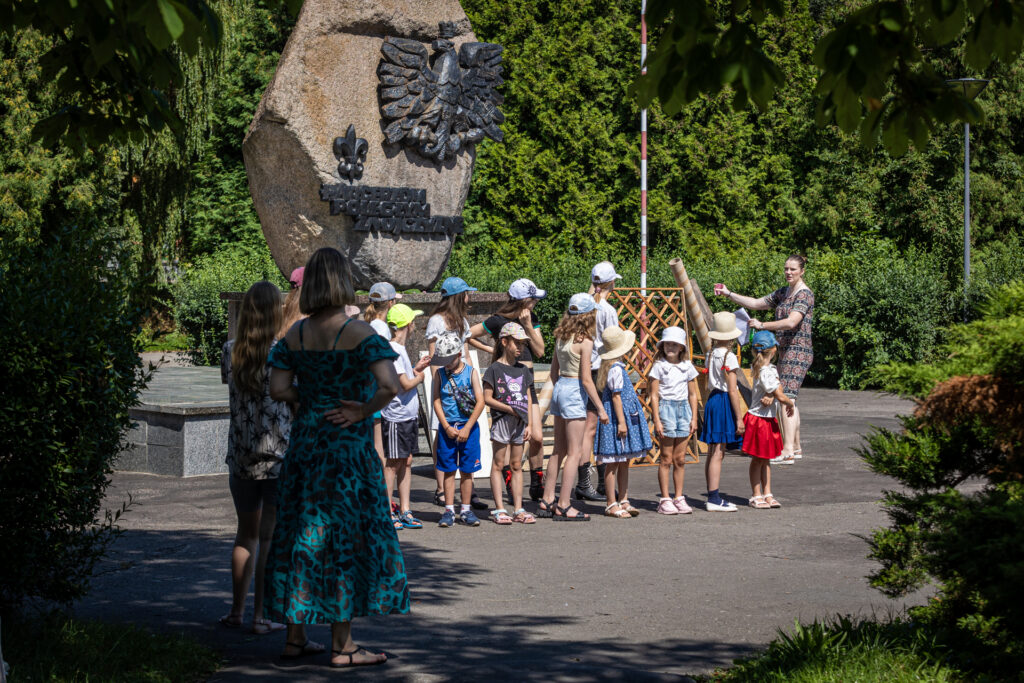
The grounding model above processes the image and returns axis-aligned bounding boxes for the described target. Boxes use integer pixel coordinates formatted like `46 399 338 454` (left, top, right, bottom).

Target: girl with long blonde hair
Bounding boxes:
220 280 291 636
538 294 608 521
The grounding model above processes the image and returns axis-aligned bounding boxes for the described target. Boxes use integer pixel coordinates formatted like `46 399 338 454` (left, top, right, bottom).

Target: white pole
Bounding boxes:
640 0 648 295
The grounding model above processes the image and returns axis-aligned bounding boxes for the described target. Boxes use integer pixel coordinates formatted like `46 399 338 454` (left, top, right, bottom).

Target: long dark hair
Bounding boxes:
495 296 530 319
232 281 282 395
431 291 469 333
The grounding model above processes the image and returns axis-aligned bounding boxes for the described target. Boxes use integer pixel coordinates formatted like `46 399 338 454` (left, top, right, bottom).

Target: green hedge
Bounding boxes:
443 237 1011 389
172 245 285 365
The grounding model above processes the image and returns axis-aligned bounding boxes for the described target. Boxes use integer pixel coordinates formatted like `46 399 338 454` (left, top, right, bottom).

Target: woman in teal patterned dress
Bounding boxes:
267 247 407 669
716 255 814 463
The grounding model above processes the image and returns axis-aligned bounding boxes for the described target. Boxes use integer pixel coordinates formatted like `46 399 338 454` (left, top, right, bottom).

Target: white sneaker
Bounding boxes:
706 499 738 512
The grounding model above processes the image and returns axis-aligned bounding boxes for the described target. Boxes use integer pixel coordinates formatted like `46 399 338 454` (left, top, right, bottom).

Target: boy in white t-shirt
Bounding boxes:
383 304 432 530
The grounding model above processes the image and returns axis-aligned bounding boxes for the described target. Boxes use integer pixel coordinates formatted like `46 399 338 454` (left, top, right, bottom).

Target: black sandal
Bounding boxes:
330 647 387 668
553 503 590 521
536 498 556 518
280 638 325 660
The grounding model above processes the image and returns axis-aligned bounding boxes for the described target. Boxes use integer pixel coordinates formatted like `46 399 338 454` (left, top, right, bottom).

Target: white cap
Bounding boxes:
657 326 688 349
591 261 622 284
508 278 546 300
568 293 597 314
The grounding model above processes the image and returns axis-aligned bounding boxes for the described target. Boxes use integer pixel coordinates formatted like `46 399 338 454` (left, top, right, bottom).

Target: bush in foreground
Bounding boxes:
0 225 145 613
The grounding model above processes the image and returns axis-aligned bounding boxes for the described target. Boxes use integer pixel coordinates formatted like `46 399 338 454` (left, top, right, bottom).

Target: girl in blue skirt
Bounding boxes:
701 312 746 512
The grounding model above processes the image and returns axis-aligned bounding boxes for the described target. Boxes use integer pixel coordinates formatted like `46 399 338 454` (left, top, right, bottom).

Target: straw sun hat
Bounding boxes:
708 311 743 341
599 326 636 360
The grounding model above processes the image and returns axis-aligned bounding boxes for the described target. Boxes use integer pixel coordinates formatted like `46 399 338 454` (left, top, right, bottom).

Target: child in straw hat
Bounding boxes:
593 326 652 519
700 311 747 512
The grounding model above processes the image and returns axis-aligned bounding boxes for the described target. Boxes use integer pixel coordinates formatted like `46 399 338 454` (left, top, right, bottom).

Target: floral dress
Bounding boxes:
264 320 410 624
221 340 290 480
765 286 814 398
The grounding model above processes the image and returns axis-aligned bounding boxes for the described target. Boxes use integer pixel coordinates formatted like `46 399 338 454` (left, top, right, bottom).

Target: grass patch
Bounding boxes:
3 611 221 682
707 616 965 682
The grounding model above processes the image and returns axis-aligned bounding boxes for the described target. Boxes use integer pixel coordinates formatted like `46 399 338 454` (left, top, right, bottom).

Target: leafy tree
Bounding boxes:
860 280 1024 676
638 0 1024 155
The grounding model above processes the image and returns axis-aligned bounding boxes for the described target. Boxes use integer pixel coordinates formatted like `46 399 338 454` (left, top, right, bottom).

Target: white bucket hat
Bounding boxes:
599 326 636 360
708 311 743 341
657 326 688 349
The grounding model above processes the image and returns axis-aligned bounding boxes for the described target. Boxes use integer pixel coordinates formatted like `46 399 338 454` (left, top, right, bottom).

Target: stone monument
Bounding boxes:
242 0 504 290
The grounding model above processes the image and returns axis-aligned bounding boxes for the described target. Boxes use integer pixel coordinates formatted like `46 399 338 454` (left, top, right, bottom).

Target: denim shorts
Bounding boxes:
658 398 693 438
550 377 587 420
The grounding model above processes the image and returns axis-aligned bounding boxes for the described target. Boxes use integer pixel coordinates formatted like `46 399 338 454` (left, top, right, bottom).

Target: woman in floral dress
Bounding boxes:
716 255 814 463
266 247 408 669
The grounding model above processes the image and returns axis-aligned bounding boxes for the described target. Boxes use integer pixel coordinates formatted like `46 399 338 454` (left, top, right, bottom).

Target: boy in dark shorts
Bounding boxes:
382 304 432 529
430 332 485 527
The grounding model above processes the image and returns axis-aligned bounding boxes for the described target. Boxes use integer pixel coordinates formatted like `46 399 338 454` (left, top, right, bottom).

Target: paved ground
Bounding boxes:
75 388 923 681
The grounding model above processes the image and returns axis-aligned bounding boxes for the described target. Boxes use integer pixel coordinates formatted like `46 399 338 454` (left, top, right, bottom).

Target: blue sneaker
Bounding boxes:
458 509 480 526
399 511 423 529
438 510 455 528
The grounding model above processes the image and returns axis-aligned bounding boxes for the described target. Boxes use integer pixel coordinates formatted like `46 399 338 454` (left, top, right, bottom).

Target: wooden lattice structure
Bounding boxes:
609 288 706 466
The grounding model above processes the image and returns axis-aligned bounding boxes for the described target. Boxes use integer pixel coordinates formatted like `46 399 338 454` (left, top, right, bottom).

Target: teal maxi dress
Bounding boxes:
264 320 410 623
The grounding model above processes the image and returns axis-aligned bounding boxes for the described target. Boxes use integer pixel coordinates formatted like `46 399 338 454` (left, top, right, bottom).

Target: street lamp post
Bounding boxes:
945 77 989 318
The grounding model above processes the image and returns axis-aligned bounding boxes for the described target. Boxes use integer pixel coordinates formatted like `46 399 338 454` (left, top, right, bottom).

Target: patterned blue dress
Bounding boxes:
595 362 653 461
264 322 410 624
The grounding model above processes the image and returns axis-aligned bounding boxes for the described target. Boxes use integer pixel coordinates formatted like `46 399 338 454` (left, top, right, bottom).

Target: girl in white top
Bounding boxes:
648 327 700 515
699 312 746 512
364 282 402 469
742 331 795 509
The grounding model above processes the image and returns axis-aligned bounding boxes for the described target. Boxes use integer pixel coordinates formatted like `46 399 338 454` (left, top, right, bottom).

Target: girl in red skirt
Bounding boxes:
743 331 795 509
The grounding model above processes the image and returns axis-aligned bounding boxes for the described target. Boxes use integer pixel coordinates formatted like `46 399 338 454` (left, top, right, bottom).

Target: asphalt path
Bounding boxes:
75 388 924 681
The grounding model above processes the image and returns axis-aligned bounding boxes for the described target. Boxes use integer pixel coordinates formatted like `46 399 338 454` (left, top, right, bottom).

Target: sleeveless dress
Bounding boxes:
264 320 410 623
765 286 814 398
594 362 653 460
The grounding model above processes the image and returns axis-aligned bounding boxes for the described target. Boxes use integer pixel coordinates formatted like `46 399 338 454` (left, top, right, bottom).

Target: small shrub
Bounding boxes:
0 224 145 612
172 245 286 365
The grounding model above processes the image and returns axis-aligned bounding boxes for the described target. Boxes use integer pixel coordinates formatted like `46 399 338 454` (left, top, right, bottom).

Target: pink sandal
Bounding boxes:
491 509 513 525
512 508 536 524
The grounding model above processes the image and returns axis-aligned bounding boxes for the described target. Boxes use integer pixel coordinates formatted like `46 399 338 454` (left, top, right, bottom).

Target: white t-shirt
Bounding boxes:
382 342 419 422
604 363 625 392
369 318 391 340
707 347 739 392
591 299 619 368
424 314 471 342
747 365 781 419
648 359 699 401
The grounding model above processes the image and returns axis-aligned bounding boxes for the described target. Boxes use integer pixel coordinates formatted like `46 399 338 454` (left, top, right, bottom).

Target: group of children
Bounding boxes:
367 261 796 529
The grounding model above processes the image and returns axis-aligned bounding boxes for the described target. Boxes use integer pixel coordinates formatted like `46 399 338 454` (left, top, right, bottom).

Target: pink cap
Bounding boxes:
289 267 304 288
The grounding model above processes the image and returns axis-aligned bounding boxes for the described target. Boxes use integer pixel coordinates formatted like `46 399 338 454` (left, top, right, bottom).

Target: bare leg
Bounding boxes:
543 417 567 503
673 438 689 498
527 402 545 471
330 621 385 666
763 460 773 498
490 443 509 510
778 402 797 458
228 508 258 622
604 463 619 508
658 437 676 498
556 418 587 513
459 473 474 507
443 471 456 507
509 442 524 510
396 457 412 512
749 458 764 497
616 460 629 502
792 402 802 454
705 443 725 492
384 461 398 507
283 624 322 656
252 503 276 626
433 434 445 497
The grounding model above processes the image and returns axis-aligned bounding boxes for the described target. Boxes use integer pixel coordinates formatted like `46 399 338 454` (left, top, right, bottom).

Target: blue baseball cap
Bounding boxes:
751 330 778 352
567 293 596 314
440 277 477 297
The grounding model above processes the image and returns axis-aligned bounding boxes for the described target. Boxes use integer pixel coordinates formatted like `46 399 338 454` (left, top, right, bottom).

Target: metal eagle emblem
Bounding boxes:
378 22 504 163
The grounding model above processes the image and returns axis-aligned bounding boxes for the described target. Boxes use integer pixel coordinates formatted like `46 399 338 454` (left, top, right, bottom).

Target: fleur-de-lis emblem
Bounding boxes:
333 124 368 183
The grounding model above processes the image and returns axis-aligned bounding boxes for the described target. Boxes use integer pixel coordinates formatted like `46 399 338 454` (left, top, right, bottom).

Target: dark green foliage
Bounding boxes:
859 281 1024 678
712 615 960 682
2 610 221 681
0 225 146 612
172 245 286 365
